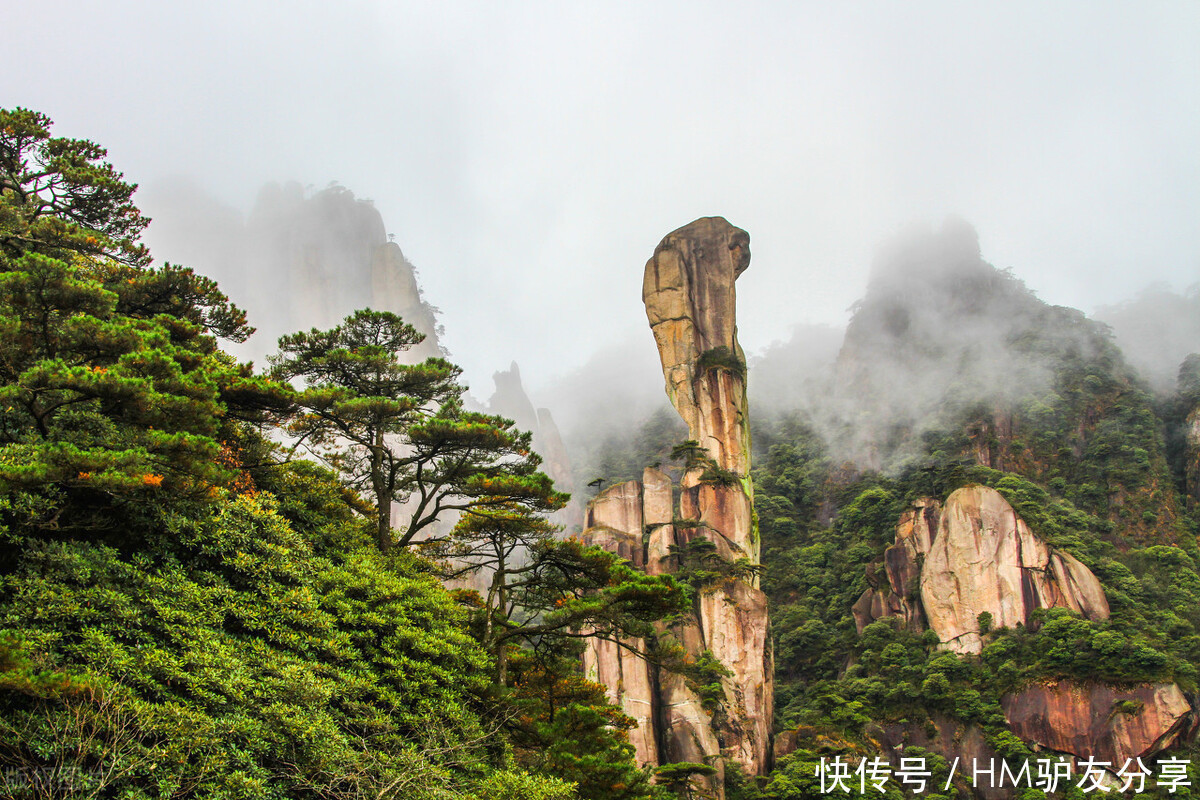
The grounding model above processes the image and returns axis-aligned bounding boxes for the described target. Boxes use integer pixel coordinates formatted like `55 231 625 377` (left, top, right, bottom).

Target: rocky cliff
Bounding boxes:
826 220 1182 544
847 485 1193 776
854 486 1109 652
1002 682 1193 767
581 218 772 799
142 180 443 364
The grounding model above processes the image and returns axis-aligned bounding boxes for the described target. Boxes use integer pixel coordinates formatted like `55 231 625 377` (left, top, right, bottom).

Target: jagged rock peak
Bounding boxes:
488 362 539 434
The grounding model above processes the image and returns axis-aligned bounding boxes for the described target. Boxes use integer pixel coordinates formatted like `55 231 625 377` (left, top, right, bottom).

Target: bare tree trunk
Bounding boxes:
488 553 508 685
372 428 391 552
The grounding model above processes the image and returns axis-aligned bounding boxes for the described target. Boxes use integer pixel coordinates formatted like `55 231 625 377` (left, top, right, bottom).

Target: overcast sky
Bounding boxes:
5 1 1198 395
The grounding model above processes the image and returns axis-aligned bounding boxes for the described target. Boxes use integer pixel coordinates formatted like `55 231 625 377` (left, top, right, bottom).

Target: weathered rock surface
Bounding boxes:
580 481 657 767
643 467 676 576
848 486 1195 787
587 480 643 543
679 480 755 563
582 632 659 767
921 486 1109 654
700 580 774 770
643 217 752 480
1002 682 1193 765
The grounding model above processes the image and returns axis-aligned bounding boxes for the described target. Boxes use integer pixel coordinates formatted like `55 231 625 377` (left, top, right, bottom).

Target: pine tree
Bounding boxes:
270 309 567 551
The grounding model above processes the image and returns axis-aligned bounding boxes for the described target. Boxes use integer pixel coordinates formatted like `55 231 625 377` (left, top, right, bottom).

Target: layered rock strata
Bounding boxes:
580 219 772 800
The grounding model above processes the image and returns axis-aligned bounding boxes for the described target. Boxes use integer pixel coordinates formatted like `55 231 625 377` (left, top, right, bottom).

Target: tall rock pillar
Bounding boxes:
645 218 772 788
580 218 772 799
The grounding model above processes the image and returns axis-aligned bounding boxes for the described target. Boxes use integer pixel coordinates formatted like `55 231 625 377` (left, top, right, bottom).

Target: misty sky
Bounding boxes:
5 1 1198 396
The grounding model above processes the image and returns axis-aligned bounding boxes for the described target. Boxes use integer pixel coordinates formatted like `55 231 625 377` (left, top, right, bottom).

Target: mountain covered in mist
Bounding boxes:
745 220 1200 797
73 153 1200 796
141 179 444 364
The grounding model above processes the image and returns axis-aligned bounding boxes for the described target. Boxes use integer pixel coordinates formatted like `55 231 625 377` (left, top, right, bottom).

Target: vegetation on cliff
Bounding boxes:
750 226 1200 798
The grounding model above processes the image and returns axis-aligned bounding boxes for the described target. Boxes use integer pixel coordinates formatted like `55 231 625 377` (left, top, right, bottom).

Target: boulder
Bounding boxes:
920 486 1109 654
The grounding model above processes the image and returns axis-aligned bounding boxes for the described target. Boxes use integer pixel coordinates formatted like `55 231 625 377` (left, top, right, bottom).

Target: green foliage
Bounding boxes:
1 494 502 797
0 108 611 799
271 309 567 551
581 407 687 491
467 769 578 800
654 762 718 800
667 537 761 592
1 108 150 268
0 109 282 556
439 507 685 796
677 649 733 716
482 537 688 665
504 652 663 800
757 396 1200 782
696 346 746 379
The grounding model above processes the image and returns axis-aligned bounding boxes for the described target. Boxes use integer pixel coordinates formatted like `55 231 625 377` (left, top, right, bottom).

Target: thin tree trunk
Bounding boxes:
372 428 391 552
493 553 508 685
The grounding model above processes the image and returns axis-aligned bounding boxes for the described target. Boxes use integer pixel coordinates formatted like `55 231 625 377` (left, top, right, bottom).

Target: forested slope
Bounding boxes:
752 222 1200 798
0 109 687 800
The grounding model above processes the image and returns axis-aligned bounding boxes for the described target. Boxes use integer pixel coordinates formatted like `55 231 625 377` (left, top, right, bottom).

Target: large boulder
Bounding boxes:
920 486 1109 654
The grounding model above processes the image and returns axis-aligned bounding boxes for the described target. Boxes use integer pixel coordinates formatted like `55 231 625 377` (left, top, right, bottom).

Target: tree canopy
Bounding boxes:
0 107 668 800
270 309 567 552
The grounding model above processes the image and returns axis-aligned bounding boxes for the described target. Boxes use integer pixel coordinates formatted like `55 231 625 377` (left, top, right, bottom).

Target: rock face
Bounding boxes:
852 486 1196 782
852 498 939 634
921 486 1109 654
1002 682 1193 766
856 487 1109 653
580 219 772 800
141 180 444 365
581 477 658 766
